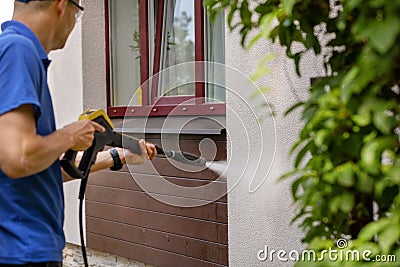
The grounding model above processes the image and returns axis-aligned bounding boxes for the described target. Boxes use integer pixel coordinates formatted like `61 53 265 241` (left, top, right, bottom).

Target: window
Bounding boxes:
106 0 225 117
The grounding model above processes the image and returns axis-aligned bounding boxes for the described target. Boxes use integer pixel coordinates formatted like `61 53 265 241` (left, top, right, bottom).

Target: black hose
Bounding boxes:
163 150 206 167
79 180 89 267
155 146 206 167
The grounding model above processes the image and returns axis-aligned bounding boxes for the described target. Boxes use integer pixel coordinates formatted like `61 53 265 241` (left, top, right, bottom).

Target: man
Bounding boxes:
0 0 157 266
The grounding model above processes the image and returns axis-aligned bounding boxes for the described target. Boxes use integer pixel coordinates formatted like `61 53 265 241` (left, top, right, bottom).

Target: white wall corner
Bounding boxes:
48 21 84 246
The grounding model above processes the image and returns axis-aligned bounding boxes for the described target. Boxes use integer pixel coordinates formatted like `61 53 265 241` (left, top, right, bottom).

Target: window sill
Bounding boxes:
108 103 226 117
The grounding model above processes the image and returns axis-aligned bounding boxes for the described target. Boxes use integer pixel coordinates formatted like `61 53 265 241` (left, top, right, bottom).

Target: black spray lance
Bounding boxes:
60 109 206 267
111 131 207 168
61 109 206 180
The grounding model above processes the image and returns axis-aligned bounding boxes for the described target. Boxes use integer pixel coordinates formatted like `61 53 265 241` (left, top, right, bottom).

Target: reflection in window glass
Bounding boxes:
206 10 225 102
109 0 142 106
159 0 195 96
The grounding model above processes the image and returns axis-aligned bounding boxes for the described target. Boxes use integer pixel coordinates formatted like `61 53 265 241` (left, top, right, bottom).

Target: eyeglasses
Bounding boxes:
67 0 84 22
22 0 84 23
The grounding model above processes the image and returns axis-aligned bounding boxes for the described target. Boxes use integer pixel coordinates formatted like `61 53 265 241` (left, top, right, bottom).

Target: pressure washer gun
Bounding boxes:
60 109 206 190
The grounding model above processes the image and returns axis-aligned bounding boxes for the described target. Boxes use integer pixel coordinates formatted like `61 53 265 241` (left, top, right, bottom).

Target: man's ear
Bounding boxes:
55 0 69 18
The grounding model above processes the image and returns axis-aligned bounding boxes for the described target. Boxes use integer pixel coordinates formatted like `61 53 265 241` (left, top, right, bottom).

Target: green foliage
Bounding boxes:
205 0 400 265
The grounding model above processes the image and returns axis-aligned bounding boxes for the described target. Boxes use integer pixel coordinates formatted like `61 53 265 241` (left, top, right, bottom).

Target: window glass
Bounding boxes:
205 10 225 102
109 0 142 106
158 0 195 96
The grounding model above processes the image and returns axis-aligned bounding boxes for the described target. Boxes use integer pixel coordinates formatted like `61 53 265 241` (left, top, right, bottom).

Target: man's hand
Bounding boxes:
116 139 157 165
61 120 105 151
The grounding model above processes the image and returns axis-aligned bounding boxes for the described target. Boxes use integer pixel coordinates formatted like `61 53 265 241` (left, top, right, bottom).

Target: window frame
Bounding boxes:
105 0 226 117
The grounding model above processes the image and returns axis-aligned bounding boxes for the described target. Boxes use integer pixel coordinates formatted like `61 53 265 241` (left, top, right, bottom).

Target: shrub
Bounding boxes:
205 0 400 265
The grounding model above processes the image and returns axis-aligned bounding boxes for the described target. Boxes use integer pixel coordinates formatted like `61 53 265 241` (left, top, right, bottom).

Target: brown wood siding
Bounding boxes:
86 133 228 266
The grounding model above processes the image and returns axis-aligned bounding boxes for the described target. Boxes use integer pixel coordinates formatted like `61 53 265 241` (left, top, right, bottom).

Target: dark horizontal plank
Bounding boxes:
118 157 227 181
86 185 228 223
144 133 227 141
87 217 228 265
87 233 227 267
86 201 228 244
89 170 227 188
87 171 228 203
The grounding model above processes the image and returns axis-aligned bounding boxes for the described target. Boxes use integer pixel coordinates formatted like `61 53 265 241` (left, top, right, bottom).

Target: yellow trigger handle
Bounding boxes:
78 109 114 129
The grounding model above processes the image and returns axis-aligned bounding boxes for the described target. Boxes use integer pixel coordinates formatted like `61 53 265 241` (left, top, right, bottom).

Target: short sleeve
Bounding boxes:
0 34 42 119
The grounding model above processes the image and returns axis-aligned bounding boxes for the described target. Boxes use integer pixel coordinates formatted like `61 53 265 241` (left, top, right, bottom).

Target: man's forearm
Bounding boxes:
2 127 76 179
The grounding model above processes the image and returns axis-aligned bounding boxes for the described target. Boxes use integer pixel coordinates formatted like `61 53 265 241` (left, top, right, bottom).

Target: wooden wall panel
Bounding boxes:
86 185 227 223
118 157 226 181
87 233 226 267
86 133 228 266
87 170 227 202
86 202 228 244
87 217 228 265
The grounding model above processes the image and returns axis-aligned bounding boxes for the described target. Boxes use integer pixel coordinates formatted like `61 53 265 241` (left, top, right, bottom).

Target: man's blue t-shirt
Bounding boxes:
0 21 65 264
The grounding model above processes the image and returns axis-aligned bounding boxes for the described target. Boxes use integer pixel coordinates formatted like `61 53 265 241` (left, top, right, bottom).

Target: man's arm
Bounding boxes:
0 105 104 179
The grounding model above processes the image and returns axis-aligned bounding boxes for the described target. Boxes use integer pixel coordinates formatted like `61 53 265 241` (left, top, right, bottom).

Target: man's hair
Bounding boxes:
14 0 54 12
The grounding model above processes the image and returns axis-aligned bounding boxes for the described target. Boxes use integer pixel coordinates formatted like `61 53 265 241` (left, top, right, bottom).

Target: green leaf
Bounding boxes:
291 177 304 200
314 129 330 148
247 12 278 49
374 179 392 199
329 193 355 214
337 163 355 187
354 98 380 127
340 66 360 102
355 170 374 194
203 0 215 8
368 16 400 54
279 168 300 181
323 170 337 184
387 166 400 184
339 193 355 213
278 23 290 46
372 101 396 135
379 225 400 253
352 114 371 127
254 2 273 14
352 242 381 259
282 0 297 16
227 0 238 27
285 101 305 116
308 237 333 250
239 0 252 26
346 0 363 11
358 218 391 241
295 141 312 168
361 137 397 175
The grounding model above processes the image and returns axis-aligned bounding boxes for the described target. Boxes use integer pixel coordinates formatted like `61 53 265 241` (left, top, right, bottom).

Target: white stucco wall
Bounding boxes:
81 0 107 111
225 23 325 267
48 21 84 246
